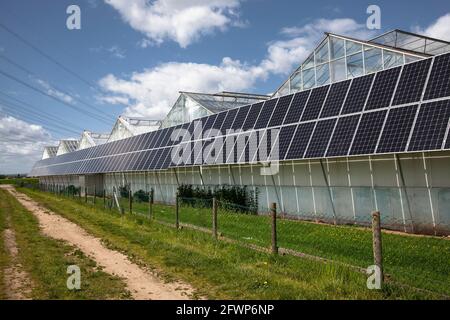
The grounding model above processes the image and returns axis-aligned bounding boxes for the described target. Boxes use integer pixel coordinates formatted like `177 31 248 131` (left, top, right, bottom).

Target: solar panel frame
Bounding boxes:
304 118 337 158
285 122 316 160
283 90 311 125
254 98 278 129
376 105 419 153
424 53 450 100
268 94 294 127
341 74 375 115
349 110 387 155
319 80 351 118
301 85 330 121
326 114 361 157
365 66 401 111
392 58 432 106
242 102 264 131
408 100 450 151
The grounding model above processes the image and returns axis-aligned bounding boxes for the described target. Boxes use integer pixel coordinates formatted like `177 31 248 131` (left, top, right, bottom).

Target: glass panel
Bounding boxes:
425 40 450 55
383 50 404 69
302 68 316 89
315 40 329 64
290 72 302 92
395 32 425 53
347 52 364 78
278 81 290 96
303 54 314 69
346 40 362 55
405 55 421 63
364 47 382 74
330 37 345 59
330 58 346 82
316 63 330 85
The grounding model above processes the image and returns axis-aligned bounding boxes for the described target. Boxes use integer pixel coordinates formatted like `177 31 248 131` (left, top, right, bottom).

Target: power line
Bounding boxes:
0 104 81 136
0 68 112 125
0 22 129 112
0 22 99 91
0 91 85 131
0 54 116 122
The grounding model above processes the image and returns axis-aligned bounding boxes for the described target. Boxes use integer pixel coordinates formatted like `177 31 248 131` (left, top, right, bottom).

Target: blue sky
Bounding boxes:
0 0 449 173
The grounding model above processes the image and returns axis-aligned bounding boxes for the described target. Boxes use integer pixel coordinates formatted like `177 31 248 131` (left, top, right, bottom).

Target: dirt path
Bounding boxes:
3 215 33 299
1 185 195 300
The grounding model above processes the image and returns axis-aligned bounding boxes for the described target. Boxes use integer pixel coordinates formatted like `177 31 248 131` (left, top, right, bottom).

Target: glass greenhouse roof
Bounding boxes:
370 29 450 56
160 91 270 128
273 31 433 97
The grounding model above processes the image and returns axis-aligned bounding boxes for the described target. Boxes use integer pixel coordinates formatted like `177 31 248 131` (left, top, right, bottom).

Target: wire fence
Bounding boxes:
35 183 450 298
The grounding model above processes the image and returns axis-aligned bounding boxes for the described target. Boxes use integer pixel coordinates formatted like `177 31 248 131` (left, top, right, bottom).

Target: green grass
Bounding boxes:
0 189 130 299
0 178 39 188
19 188 446 299
125 198 450 296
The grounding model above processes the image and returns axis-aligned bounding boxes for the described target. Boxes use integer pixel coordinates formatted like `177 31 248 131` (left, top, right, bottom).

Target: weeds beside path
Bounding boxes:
1 185 193 300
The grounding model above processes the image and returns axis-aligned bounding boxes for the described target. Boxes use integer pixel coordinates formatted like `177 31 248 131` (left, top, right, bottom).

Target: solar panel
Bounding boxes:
301 85 330 121
231 104 251 130
326 115 360 157
275 124 297 160
219 108 239 132
376 105 418 153
424 53 450 100
320 80 351 118
341 74 374 115
254 98 278 129
209 111 228 135
201 138 222 165
129 152 142 171
158 148 172 170
268 94 293 127
285 122 315 160
408 100 450 151
202 114 217 136
365 66 401 110
349 110 387 155
392 59 431 105
283 90 310 125
242 102 264 131
304 118 336 158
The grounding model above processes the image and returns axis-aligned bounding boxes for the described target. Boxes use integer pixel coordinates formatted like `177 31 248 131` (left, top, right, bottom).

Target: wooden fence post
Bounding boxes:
129 189 132 214
371 211 384 284
103 190 106 208
149 188 154 219
175 192 179 229
212 197 218 239
271 202 278 255
94 186 96 204
85 187 87 203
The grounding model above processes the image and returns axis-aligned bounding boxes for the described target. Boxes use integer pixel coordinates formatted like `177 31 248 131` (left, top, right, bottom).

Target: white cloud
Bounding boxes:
0 115 54 174
99 17 373 118
104 0 243 48
413 13 450 42
90 45 126 59
34 78 75 104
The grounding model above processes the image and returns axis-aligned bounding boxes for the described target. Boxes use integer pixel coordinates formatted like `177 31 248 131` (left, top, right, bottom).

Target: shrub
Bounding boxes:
133 189 149 202
177 184 258 214
118 185 129 198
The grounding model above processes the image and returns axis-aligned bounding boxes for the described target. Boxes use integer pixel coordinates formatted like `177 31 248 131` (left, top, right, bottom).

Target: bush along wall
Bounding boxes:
133 189 149 202
177 184 259 214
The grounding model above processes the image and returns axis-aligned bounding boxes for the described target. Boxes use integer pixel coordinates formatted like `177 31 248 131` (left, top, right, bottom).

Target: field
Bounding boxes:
10 187 450 299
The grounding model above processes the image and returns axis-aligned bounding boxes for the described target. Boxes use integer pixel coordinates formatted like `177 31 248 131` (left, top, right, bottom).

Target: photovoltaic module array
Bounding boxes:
30 52 450 176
